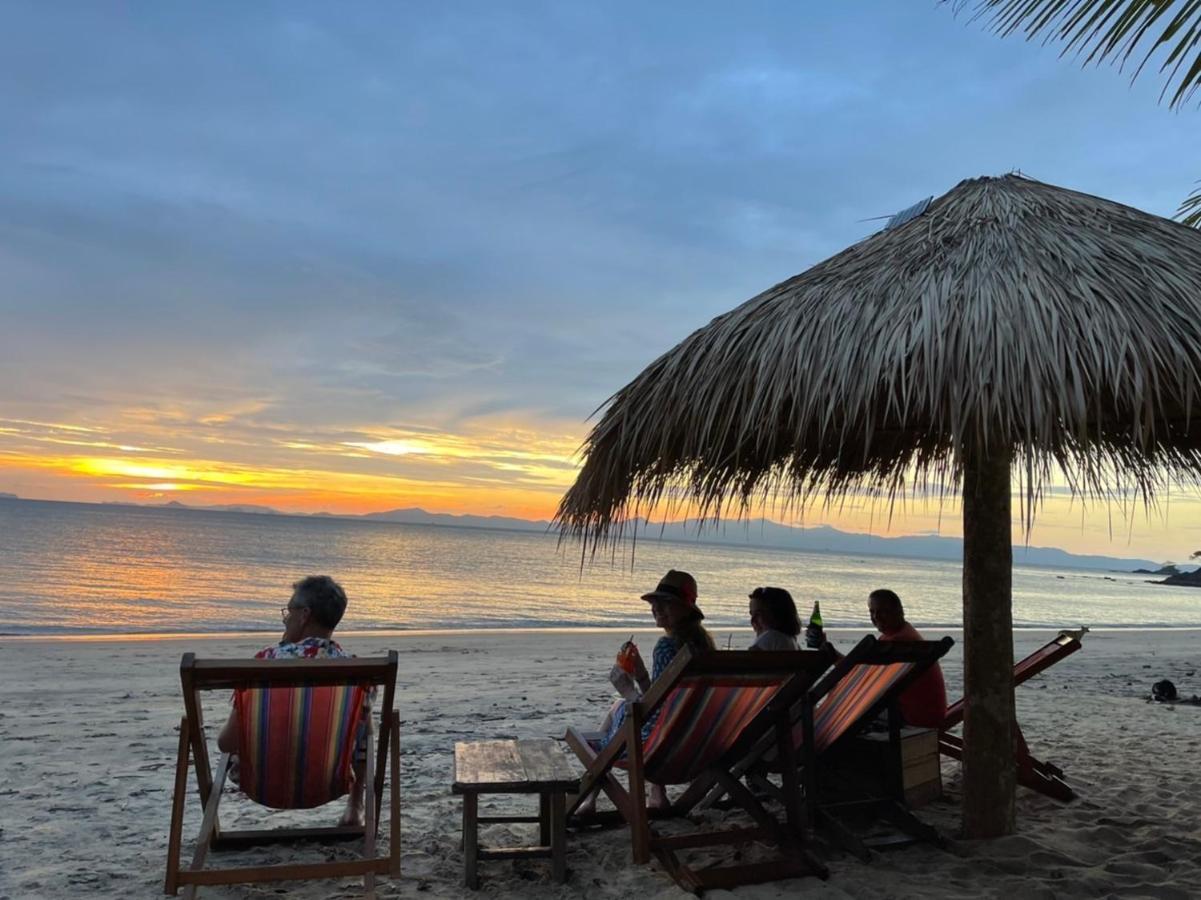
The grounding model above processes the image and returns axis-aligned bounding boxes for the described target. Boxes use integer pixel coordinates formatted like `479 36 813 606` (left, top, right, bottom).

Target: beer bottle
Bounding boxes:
805 601 825 649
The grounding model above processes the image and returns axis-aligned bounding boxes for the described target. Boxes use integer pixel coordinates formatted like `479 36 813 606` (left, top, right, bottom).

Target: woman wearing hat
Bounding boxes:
587 569 715 810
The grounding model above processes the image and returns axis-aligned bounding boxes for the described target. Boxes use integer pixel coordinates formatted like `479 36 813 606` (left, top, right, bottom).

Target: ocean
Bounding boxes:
1 497 1198 636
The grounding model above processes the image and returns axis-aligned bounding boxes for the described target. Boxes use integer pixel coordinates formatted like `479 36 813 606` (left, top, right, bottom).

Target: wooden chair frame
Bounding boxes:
700 636 954 861
799 635 954 860
564 647 836 893
939 633 1082 801
165 652 401 899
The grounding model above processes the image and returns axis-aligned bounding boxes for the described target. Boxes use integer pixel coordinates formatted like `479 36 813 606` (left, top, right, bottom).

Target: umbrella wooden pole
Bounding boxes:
961 445 1017 838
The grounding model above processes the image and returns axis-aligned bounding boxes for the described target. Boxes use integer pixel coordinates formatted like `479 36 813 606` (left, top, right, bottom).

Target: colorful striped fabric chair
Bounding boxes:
701 635 954 861
939 632 1083 801
165 653 400 899
799 635 953 858
564 646 836 893
233 682 368 810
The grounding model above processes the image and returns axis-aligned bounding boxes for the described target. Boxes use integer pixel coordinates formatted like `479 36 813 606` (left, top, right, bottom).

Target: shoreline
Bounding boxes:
5 621 1201 642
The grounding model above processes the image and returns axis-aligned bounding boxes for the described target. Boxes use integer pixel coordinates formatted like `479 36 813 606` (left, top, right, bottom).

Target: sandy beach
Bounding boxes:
2 627 1199 899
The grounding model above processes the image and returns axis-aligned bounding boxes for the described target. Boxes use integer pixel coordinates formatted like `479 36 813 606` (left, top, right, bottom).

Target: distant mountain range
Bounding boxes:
0 493 1164 570
158 500 280 515
8 495 1150 572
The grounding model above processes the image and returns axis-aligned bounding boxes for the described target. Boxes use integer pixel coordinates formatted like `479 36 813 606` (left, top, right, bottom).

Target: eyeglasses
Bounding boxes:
280 604 307 622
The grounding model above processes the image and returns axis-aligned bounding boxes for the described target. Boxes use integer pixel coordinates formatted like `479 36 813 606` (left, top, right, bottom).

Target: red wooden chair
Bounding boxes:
698 635 955 860
564 647 835 892
939 632 1083 801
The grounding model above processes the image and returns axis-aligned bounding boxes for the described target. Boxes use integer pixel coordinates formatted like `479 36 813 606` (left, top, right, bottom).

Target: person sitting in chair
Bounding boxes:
217 575 368 825
866 588 947 728
747 586 801 650
584 569 715 812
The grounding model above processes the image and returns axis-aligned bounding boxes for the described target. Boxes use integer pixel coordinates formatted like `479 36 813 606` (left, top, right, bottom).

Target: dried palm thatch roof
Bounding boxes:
558 174 1201 547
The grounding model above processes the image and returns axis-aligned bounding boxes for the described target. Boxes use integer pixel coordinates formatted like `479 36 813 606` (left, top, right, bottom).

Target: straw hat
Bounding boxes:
640 570 703 619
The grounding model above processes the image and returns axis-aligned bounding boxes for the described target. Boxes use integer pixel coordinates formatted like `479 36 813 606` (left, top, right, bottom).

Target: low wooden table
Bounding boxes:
452 739 580 889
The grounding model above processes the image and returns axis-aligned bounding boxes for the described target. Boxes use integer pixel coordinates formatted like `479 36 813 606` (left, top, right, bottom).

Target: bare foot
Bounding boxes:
338 798 364 827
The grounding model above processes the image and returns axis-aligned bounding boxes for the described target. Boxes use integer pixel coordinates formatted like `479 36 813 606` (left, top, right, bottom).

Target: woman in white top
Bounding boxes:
748 586 801 651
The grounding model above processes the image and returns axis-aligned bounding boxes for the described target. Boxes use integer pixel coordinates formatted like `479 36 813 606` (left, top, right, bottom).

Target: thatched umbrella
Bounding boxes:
556 174 1201 838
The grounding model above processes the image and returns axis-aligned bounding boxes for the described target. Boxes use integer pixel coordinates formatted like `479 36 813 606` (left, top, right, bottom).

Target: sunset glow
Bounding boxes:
3 2 1201 562
4 406 1201 557
0 414 585 520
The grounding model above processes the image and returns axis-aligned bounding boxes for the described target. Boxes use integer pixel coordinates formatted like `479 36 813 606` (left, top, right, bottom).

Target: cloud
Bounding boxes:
2 1 1199 547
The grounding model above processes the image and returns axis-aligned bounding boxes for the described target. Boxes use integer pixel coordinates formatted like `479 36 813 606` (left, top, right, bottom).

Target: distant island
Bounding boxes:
1158 570 1201 587
159 499 278 515
0 492 17 500
0 493 1163 572
1127 562 1201 589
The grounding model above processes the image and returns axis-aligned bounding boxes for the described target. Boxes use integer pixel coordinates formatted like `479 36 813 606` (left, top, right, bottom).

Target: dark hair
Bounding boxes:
749 586 802 637
671 612 716 653
868 588 903 615
292 575 348 630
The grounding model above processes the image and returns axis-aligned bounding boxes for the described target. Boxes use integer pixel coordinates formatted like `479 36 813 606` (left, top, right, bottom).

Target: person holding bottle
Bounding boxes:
747 586 802 650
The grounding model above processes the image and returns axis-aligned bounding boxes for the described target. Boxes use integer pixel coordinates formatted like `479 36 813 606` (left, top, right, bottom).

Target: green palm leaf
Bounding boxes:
953 0 1201 108
1180 183 1201 227
950 1 1201 226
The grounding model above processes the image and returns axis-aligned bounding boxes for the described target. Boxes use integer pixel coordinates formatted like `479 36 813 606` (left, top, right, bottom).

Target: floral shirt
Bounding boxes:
254 636 350 660
251 636 374 711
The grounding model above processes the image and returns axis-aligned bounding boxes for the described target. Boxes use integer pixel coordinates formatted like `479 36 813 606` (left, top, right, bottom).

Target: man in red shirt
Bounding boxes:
869 589 947 728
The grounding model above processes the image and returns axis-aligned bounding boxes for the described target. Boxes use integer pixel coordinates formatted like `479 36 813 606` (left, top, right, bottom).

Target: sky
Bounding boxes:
2 1 1200 559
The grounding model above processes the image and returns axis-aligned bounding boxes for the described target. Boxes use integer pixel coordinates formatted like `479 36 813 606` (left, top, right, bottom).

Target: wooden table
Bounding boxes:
452 739 580 889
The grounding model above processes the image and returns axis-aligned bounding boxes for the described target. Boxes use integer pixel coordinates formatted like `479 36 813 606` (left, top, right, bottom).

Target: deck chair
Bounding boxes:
799 635 954 859
564 646 835 893
165 652 401 899
939 632 1083 801
703 635 954 861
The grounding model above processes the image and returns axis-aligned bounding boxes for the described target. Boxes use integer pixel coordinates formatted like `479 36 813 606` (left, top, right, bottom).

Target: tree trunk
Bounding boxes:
961 445 1016 838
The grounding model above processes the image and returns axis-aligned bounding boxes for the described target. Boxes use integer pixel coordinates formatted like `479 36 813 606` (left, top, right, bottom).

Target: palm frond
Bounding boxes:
950 0 1201 109
1179 181 1201 227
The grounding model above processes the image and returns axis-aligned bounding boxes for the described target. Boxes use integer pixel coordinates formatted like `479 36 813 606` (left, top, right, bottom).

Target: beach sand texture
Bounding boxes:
2 629 1199 899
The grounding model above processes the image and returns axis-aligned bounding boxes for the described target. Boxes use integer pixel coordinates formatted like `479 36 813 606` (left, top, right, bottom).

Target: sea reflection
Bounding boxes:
2 498 1199 635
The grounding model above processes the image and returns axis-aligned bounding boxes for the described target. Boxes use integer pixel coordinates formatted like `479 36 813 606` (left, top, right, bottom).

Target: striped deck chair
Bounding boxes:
702 635 954 861
165 652 400 899
939 632 1083 801
564 646 836 893
797 635 954 859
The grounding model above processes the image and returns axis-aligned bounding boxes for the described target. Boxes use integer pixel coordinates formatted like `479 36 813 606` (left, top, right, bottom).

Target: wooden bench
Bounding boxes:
452 739 580 889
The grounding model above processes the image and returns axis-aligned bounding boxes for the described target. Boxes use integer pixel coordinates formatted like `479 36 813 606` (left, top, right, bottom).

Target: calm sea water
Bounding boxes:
1 497 1198 635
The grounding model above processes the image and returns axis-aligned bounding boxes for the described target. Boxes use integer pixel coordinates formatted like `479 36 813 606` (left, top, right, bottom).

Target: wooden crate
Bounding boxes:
851 727 942 808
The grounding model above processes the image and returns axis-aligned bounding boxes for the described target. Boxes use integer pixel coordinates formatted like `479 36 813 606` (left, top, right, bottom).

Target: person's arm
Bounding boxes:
217 707 239 753
631 647 651 693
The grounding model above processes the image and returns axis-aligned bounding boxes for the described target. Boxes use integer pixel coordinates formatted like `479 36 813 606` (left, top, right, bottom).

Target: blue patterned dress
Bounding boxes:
602 635 681 746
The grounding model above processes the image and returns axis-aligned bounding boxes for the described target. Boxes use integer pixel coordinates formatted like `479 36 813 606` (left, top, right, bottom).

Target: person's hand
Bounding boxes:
629 645 649 686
